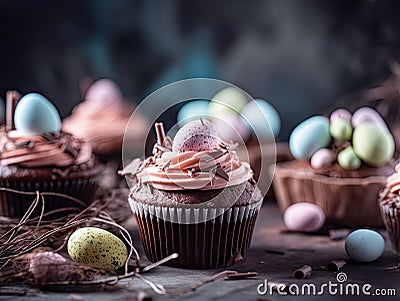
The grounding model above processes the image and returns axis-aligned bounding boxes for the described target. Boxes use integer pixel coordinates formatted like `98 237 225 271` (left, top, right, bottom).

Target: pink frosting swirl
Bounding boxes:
0 129 92 168
386 163 400 194
131 146 253 191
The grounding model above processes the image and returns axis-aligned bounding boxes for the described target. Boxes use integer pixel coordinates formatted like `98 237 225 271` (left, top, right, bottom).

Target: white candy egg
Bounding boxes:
283 202 326 232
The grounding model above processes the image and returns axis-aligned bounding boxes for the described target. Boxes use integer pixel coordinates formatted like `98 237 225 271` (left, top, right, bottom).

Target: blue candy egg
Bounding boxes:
0 98 4 124
289 116 331 160
345 229 385 262
177 100 210 125
14 93 61 134
240 99 281 141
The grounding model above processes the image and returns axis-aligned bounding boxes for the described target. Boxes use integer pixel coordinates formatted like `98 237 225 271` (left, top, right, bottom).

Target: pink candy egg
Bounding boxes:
283 202 326 232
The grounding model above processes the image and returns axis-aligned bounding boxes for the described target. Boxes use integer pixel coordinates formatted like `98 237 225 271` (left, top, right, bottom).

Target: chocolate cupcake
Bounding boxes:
379 164 400 254
0 91 103 218
63 78 148 160
121 119 262 268
273 107 396 227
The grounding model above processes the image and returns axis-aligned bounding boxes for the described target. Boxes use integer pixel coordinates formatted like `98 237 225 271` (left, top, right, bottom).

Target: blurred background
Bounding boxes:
0 0 399 141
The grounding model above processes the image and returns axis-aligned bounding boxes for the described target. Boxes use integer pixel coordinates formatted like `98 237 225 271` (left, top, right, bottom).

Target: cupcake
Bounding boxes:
0 91 103 218
63 78 148 160
273 107 396 227
379 164 400 254
121 119 263 268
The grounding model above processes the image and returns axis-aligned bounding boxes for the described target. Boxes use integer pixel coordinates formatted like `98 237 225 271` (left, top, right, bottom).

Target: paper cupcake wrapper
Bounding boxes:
380 200 400 254
273 164 385 227
0 178 99 218
129 198 262 268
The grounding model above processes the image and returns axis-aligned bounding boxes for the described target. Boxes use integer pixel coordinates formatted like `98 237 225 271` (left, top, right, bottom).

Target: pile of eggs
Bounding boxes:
289 107 395 170
177 87 281 143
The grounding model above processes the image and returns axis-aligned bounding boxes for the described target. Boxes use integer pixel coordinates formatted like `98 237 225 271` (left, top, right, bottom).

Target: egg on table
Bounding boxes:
345 229 385 262
67 227 128 270
283 202 326 232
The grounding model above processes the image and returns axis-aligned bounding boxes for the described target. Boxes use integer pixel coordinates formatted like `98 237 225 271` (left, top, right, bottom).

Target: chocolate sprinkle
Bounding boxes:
216 166 230 181
15 140 35 150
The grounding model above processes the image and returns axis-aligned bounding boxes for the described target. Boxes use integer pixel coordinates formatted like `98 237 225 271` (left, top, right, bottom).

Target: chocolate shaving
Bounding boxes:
41 132 61 143
162 159 171 171
293 265 312 279
326 260 347 271
202 150 225 162
5 91 21 132
155 122 165 146
15 140 35 150
64 143 79 159
226 272 258 280
216 166 229 181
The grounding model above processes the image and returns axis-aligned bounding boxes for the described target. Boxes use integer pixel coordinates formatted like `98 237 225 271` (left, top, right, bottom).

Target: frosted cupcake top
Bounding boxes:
0 92 93 168
121 119 254 191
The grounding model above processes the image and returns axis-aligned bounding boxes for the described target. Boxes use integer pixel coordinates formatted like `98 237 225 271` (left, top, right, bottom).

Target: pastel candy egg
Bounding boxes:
345 229 384 262
213 112 250 143
289 116 331 160
85 78 123 108
0 98 4 124
310 148 335 169
208 87 248 116
337 146 361 170
353 122 394 167
330 108 352 122
177 100 210 125
351 107 388 131
14 93 61 135
240 99 281 141
67 227 128 270
172 119 218 153
283 202 326 232
329 117 352 141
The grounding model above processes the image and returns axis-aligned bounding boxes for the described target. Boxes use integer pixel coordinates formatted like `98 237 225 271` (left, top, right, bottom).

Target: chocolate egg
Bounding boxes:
172 119 218 153
14 93 61 134
330 108 352 122
351 107 388 131
330 117 352 141
345 229 384 262
337 146 361 170
310 148 335 169
353 122 394 167
0 98 4 124
240 99 281 141
85 78 123 107
289 116 331 160
208 87 248 116
213 112 250 143
67 227 128 270
283 202 326 232
177 100 210 125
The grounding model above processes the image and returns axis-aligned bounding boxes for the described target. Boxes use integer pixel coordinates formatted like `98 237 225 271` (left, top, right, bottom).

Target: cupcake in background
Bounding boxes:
0 97 4 124
121 119 263 268
379 164 400 254
63 78 149 160
0 91 103 218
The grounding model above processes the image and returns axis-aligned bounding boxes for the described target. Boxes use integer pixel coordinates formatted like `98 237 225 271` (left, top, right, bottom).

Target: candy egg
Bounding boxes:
213 112 251 143
67 227 128 270
14 93 61 135
85 78 123 107
208 87 248 116
310 148 336 169
351 107 388 131
240 99 281 141
172 119 218 153
353 122 394 167
283 202 326 232
289 116 331 160
345 229 384 262
330 108 352 122
337 146 362 170
330 117 352 141
177 100 210 125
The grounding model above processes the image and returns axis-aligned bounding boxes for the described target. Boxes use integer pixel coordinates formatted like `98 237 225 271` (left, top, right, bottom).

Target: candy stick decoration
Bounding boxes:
5 91 21 132
155 122 165 146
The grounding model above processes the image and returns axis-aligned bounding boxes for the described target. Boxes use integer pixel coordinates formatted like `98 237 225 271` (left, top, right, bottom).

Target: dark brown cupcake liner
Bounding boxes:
273 163 386 227
0 178 99 218
380 198 400 254
129 199 262 269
